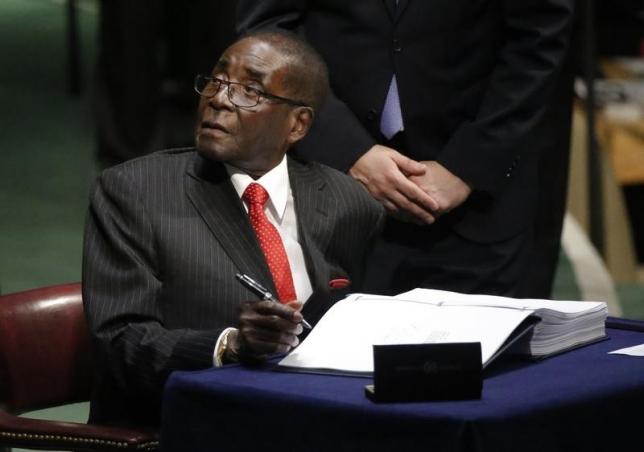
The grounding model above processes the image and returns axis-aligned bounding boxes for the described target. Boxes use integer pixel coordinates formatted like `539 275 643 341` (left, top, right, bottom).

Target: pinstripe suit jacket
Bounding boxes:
82 148 383 427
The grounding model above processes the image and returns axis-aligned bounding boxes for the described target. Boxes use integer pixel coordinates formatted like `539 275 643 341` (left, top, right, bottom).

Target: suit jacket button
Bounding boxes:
393 38 402 52
367 109 378 121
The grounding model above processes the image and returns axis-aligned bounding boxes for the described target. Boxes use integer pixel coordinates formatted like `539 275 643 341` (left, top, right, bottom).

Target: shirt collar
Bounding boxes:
225 156 290 221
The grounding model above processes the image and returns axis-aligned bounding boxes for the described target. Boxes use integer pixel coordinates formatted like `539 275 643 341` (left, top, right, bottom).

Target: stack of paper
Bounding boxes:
396 288 608 358
278 289 607 375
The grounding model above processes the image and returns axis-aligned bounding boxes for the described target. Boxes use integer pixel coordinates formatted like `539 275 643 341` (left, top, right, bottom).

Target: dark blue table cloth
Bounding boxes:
161 318 644 452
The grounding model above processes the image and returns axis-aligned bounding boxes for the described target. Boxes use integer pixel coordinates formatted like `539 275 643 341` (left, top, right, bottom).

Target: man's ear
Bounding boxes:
286 107 314 145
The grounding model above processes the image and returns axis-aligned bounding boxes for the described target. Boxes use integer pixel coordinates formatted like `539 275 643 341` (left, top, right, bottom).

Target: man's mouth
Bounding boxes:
201 120 230 134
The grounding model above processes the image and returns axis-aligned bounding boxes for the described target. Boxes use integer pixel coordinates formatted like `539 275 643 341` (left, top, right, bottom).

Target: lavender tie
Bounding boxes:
380 74 404 140
380 0 403 139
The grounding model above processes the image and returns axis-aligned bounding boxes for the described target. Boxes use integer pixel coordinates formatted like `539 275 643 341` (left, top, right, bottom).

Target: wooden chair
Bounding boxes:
0 283 158 451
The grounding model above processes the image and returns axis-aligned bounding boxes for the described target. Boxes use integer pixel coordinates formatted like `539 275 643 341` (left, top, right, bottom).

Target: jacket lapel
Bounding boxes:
288 157 335 315
382 0 409 23
288 157 334 262
184 153 275 293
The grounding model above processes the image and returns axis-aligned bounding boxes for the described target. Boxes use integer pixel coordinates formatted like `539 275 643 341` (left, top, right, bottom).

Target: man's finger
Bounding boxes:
240 309 303 334
390 152 427 177
242 337 291 357
285 300 303 312
396 176 440 212
384 171 440 215
386 190 436 224
241 324 300 346
246 300 303 323
239 330 299 360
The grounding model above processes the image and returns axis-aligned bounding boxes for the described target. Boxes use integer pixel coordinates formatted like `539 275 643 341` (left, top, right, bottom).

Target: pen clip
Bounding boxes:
236 273 275 301
235 272 312 329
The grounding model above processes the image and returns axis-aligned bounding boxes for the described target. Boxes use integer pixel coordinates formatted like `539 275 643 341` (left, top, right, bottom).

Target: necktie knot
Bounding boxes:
243 182 269 207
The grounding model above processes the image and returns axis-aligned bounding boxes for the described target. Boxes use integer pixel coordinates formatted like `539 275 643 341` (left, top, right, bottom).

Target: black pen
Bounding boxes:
235 273 312 329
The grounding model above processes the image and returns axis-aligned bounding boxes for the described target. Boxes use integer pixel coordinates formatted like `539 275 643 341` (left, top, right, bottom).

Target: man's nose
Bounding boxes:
208 84 234 110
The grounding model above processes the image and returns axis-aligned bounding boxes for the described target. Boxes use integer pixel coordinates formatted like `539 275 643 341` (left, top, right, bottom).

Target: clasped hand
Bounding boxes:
349 145 471 224
226 300 304 363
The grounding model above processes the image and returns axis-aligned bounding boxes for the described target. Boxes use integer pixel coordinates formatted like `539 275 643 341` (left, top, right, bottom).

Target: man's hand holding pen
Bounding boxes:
225 300 305 364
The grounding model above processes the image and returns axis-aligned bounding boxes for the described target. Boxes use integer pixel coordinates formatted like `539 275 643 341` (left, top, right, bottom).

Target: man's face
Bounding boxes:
195 38 300 175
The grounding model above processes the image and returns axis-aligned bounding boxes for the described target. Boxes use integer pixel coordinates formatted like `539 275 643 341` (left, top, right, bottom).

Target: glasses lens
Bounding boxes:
228 84 258 108
195 76 219 97
194 76 260 107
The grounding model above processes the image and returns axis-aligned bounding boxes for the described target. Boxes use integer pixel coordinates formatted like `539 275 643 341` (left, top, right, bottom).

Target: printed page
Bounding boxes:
279 295 533 373
396 288 606 316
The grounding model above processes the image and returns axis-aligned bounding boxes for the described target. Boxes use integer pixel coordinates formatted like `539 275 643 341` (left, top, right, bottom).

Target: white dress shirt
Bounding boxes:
214 156 313 365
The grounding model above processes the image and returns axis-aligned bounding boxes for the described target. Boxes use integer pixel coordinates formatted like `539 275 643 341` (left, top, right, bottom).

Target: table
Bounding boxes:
161 318 644 452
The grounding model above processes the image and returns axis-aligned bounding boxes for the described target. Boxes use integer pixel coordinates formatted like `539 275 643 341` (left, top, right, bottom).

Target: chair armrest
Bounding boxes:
0 410 159 451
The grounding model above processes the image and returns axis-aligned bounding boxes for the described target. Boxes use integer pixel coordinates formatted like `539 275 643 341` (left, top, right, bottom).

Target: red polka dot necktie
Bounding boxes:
242 182 297 303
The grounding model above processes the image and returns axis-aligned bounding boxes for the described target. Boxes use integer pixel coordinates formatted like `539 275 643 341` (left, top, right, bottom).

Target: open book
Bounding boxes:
278 288 608 375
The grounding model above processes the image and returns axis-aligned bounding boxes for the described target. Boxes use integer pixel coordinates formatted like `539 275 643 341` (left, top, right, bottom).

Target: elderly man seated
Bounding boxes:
82 30 383 427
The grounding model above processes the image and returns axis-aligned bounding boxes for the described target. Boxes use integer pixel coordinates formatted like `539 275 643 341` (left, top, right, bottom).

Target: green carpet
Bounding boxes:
0 0 97 296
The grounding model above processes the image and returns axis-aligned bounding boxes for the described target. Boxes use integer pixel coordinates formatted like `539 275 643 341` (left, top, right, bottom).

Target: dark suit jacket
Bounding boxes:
237 0 575 242
82 149 383 427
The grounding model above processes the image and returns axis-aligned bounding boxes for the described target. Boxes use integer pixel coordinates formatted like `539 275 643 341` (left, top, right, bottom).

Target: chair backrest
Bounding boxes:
0 283 93 414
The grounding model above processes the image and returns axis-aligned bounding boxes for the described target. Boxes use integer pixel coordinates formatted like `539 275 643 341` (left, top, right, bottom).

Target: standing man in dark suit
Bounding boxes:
237 0 576 298
82 30 383 428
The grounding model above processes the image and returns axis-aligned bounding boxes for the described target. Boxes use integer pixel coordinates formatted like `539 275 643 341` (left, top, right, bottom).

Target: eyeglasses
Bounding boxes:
194 74 310 109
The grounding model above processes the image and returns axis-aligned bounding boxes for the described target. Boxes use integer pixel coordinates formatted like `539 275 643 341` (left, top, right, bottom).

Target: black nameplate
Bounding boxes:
365 343 482 402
